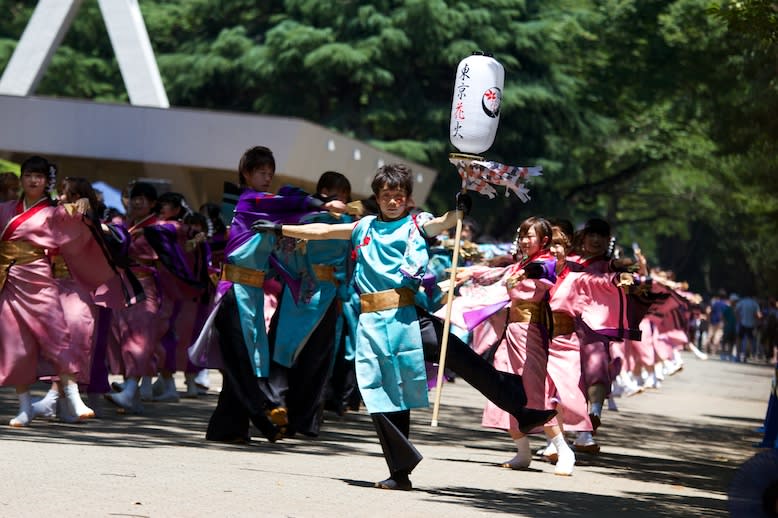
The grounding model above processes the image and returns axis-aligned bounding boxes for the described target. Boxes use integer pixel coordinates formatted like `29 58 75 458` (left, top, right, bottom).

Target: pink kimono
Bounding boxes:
647 284 688 361
52 256 97 384
107 215 164 378
545 268 593 432
480 254 556 433
624 319 656 373
152 220 201 373
570 255 626 392
0 199 116 386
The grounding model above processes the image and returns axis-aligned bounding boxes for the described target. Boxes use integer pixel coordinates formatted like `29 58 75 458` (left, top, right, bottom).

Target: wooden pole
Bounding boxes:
430 204 464 427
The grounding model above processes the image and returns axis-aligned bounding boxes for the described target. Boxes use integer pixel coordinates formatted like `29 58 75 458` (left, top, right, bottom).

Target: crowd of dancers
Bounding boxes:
0 148 707 490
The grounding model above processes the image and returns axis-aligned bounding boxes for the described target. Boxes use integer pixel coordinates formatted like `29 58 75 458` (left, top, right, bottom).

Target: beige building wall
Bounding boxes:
0 95 439 210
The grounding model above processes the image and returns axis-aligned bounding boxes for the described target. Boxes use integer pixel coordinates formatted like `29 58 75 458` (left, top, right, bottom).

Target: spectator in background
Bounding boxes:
721 294 738 360
706 290 728 354
735 293 763 362
0 172 20 202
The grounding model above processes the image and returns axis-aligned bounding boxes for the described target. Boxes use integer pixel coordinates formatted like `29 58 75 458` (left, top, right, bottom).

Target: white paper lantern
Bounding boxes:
449 53 504 154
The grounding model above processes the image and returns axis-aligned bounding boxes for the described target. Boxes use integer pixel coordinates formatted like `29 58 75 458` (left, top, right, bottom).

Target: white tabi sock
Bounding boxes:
551 432 575 476
64 383 95 420
574 431 595 446
10 392 34 427
502 436 531 469
537 438 556 457
31 389 59 419
654 363 666 381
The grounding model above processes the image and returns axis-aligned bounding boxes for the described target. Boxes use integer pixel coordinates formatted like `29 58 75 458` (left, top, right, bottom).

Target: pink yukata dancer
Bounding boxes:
32 177 121 421
571 222 663 453
142 192 210 403
532 222 592 475
178 210 216 397
105 182 165 413
622 318 655 393
646 279 692 384
566 218 624 452
0 157 116 426
621 268 690 391
460 217 558 472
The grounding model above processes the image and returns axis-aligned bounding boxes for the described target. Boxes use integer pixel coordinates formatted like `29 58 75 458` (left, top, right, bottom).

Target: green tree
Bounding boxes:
2 0 776 294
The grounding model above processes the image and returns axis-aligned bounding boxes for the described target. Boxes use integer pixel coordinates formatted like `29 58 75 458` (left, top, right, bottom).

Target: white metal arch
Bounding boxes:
0 0 168 108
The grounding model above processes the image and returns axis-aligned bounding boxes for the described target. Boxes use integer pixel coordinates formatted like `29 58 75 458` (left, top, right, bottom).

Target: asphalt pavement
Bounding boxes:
0 352 773 517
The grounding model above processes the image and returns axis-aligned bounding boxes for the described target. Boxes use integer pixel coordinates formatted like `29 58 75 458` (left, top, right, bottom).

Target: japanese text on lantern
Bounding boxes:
452 63 471 139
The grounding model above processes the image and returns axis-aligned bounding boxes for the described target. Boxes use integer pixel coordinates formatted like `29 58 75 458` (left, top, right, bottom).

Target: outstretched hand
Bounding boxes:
611 257 639 273
250 220 283 236
324 199 347 214
73 198 91 215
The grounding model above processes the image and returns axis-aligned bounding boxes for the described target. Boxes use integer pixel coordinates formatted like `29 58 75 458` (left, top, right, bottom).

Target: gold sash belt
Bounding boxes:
509 301 545 325
51 255 71 280
220 263 265 288
552 312 576 337
0 240 48 291
360 287 415 313
134 258 158 268
312 264 336 283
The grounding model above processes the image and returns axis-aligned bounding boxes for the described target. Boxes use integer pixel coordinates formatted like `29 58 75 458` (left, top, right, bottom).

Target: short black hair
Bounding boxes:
238 146 276 186
581 218 611 238
371 164 413 197
317 171 351 200
130 182 158 202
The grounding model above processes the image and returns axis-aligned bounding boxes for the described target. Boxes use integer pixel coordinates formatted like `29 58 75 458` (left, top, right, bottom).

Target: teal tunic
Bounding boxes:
273 213 352 367
352 213 431 414
228 233 275 377
340 285 360 362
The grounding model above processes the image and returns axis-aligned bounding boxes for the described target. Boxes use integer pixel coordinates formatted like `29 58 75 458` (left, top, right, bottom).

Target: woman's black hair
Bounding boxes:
581 218 611 237
20 155 57 202
199 202 227 235
61 176 100 212
157 191 191 221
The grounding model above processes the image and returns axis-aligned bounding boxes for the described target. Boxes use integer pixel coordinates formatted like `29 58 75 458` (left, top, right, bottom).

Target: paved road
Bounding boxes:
0 353 772 517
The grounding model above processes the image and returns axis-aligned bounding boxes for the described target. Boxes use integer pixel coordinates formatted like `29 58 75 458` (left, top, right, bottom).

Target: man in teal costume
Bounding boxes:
203 146 345 444
254 164 556 490
267 171 354 436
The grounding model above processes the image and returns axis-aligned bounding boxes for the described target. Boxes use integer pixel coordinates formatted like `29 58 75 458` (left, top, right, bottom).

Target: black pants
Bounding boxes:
372 411 422 476
324 323 360 415
263 296 341 436
371 307 529 475
205 288 278 442
418 308 528 413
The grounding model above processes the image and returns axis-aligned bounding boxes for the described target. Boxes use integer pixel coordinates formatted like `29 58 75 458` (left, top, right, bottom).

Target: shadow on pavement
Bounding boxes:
417 486 726 517
0 373 763 518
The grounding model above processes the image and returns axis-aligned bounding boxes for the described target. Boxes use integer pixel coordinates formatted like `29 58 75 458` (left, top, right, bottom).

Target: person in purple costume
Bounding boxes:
201 146 345 444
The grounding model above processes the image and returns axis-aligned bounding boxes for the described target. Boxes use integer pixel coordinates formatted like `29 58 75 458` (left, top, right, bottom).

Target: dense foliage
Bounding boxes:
1 0 775 295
